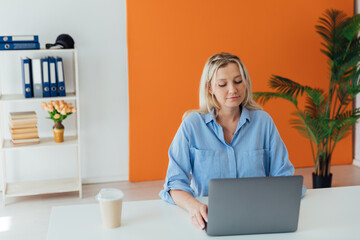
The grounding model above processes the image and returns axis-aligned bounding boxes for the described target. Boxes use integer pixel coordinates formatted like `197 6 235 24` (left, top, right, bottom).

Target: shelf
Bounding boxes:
2 136 78 151
0 93 76 102
4 178 80 197
1 47 82 205
0 48 77 55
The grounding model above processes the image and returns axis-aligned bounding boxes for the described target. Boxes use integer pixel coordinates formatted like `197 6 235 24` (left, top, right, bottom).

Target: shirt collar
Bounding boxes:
240 106 251 124
203 106 251 124
204 109 216 124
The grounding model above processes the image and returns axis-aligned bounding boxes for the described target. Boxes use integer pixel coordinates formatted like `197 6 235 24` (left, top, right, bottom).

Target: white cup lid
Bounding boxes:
96 188 124 201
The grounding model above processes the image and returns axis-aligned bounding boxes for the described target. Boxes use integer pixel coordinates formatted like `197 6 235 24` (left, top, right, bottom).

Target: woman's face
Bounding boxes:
209 62 246 112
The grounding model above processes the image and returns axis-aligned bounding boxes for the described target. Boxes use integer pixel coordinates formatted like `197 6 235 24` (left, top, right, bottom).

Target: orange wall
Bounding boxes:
127 0 354 181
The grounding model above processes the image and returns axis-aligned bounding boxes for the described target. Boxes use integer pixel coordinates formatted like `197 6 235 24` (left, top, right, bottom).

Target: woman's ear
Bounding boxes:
207 83 213 94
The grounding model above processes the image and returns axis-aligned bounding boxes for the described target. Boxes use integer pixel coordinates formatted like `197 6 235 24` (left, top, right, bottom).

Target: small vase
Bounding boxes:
312 172 332 188
53 121 64 143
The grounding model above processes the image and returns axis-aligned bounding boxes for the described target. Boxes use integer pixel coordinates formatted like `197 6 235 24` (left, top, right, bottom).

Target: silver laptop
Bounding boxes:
206 176 303 236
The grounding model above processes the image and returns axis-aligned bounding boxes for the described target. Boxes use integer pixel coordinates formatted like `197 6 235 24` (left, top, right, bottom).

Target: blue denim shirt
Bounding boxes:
159 107 306 204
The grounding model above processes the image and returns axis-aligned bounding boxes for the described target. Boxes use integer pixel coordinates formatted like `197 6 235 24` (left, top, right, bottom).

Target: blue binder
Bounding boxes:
0 42 40 50
49 57 58 97
55 57 66 96
0 35 39 43
41 58 50 97
21 58 33 98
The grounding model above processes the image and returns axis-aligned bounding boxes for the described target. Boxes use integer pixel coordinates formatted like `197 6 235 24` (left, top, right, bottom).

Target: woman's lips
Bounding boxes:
227 96 240 100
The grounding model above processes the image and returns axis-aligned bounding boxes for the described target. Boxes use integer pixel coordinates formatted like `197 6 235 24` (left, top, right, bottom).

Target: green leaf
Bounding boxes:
253 92 297 106
304 89 326 119
289 111 329 145
343 14 360 41
347 84 360 98
269 75 308 98
305 88 325 105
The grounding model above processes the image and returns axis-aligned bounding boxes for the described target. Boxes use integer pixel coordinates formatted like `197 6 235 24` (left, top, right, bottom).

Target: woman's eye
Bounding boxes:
218 84 226 87
235 80 243 84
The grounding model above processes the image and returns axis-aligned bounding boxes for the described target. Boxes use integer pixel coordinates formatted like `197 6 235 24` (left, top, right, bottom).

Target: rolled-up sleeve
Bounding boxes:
159 121 195 204
267 116 307 198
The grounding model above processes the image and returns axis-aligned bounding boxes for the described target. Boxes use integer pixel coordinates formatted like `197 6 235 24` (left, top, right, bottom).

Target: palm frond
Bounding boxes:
335 52 360 81
316 25 331 42
342 14 360 41
293 125 314 140
316 9 350 85
331 123 352 143
347 84 360 98
289 116 316 142
335 108 360 122
290 111 331 145
331 117 356 143
320 48 332 59
304 88 326 118
316 9 347 57
253 92 297 106
269 75 309 97
336 84 351 105
305 88 325 106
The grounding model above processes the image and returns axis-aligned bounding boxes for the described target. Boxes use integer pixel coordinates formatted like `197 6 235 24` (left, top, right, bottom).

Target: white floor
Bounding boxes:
1 165 360 240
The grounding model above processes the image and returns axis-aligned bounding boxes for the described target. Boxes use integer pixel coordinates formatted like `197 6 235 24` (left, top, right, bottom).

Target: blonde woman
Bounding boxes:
159 53 304 230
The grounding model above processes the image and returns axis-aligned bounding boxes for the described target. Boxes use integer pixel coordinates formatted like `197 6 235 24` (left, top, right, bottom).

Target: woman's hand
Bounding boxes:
188 200 208 229
169 190 208 230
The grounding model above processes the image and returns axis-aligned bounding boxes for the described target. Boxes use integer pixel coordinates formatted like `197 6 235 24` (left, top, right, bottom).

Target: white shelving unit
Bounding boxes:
0 49 82 205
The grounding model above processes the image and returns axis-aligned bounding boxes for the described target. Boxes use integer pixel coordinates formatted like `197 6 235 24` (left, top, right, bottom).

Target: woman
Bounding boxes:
159 52 303 230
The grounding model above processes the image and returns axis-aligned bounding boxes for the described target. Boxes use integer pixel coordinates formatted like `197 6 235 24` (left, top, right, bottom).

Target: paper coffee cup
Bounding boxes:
96 188 124 228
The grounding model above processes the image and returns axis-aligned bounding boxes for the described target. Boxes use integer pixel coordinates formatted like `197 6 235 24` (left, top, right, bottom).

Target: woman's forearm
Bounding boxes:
169 189 208 229
169 190 199 211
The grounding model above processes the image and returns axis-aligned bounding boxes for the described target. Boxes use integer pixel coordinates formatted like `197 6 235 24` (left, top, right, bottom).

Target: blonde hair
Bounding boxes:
183 52 262 119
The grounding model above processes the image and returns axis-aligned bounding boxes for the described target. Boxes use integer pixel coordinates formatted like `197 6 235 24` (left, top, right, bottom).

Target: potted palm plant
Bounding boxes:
253 9 360 188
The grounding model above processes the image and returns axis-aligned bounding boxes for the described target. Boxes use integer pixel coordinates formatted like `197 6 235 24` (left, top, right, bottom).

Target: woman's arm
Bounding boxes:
159 119 195 204
160 114 209 228
266 114 307 197
169 189 208 230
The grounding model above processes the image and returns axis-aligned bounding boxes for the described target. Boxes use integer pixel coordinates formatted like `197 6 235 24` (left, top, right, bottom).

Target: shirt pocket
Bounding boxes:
239 149 269 177
191 148 221 182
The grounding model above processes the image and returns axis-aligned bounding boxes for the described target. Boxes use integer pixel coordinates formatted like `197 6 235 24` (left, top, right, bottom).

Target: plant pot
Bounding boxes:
53 121 64 143
312 172 332 188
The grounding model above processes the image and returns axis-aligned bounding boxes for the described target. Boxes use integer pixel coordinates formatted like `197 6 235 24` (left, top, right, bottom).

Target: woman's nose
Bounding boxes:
228 83 237 93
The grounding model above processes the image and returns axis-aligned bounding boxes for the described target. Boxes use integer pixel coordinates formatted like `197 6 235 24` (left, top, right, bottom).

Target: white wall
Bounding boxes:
355 0 360 167
355 97 360 167
0 0 129 185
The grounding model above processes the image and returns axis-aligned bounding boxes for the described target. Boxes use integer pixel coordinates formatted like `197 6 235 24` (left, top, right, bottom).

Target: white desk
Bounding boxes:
47 186 360 240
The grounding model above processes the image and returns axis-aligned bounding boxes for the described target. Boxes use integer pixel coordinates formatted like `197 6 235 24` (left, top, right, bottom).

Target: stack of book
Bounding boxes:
0 35 40 50
9 111 40 145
